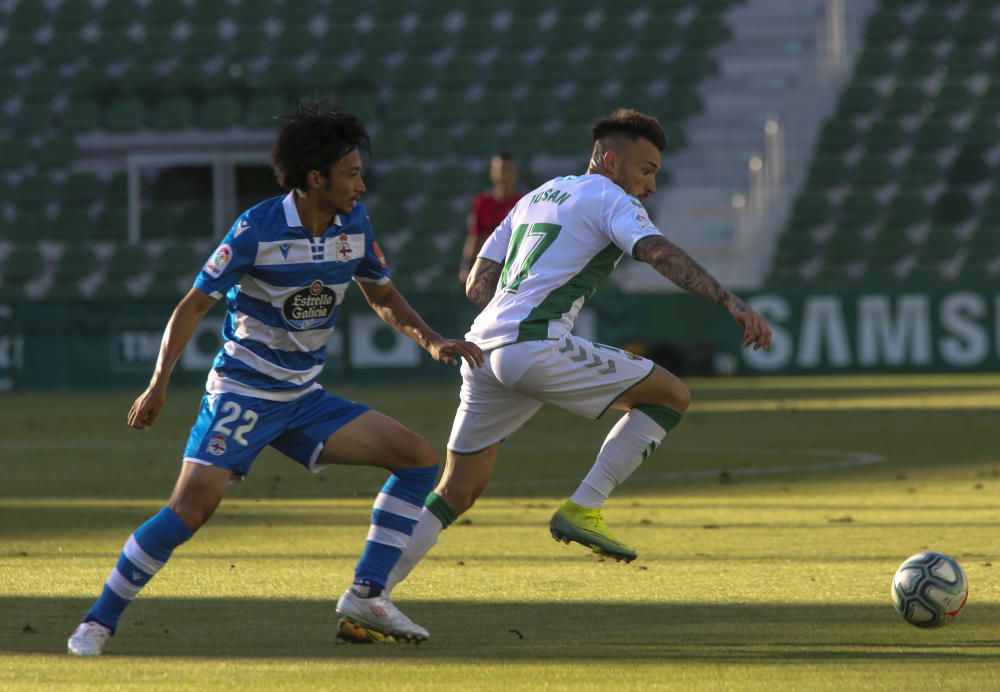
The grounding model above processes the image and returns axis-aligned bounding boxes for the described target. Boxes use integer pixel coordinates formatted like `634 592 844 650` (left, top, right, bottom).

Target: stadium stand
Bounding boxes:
0 0 737 298
772 0 1000 285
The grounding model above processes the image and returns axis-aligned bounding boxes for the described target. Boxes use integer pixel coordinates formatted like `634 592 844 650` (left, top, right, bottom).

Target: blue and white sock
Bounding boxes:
351 466 438 598
83 506 193 631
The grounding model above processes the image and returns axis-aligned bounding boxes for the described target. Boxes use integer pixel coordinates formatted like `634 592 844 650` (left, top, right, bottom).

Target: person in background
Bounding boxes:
458 152 522 285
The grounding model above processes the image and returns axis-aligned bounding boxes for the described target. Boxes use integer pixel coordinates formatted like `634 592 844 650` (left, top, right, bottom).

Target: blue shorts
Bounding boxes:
182 388 369 477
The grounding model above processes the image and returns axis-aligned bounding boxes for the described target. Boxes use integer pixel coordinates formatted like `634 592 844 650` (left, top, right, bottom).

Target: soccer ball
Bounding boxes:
891 552 968 628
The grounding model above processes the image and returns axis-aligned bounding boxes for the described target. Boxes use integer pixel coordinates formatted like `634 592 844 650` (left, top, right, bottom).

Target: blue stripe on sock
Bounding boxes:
371 508 416 536
352 466 438 590
82 506 193 633
85 585 131 631
133 507 193 562
115 554 153 586
381 466 438 506
354 543 403 587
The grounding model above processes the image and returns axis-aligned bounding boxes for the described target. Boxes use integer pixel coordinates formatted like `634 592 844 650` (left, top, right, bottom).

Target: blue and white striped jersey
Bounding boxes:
193 192 391 401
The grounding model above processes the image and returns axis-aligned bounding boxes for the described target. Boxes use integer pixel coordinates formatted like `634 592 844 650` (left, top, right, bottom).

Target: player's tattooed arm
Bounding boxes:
633 235 772 350
633 235 735 305
466 257 503 309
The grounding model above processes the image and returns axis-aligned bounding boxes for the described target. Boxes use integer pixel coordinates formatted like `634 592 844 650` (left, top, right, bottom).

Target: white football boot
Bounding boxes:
68 621 112 656
336 589 429 642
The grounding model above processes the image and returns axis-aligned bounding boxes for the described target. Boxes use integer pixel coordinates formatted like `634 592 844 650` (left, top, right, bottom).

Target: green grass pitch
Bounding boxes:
2 375 999 690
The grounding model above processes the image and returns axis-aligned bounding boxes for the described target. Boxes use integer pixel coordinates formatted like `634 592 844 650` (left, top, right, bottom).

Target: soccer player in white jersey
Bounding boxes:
67 103 483 655
382 109 772 606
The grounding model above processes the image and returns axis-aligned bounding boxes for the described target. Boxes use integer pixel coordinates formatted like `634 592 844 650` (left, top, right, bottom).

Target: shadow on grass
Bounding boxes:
5 597 999 662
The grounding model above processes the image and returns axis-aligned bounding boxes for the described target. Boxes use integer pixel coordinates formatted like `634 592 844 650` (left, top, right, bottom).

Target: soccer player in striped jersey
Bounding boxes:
383 109 772 599
67 103 482 655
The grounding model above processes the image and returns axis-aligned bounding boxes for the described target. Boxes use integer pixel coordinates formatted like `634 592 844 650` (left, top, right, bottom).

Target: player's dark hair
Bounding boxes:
493 151 515 162
591 108 666 152
271 100 371 191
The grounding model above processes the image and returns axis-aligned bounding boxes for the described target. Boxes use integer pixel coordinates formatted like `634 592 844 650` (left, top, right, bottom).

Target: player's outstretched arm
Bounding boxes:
465 257 503 309
358 281 484 368
127 288 217 430
633 235 772 351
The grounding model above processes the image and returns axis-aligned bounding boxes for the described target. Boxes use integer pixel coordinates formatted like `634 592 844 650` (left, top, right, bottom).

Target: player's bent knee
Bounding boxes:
404 435 439 468
166 498 218 532
670 380 692 413
435 484 480 515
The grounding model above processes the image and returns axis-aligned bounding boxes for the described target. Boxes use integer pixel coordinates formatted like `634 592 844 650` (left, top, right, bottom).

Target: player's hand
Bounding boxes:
725 296 772 351
427 337 484 369
127 383 168 430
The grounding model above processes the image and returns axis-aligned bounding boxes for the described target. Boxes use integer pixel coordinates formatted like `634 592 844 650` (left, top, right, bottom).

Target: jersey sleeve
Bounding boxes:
192 214 258 299
606 193 664 256
478 204 515 263
353 215 392 285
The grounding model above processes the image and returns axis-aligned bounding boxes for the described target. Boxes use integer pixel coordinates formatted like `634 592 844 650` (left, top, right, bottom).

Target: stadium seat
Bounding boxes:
838 192 880 228
0 246 46 300
806 158 847 191
863 120 905 155
899 156 940 189
851 156 894 188
52 243 102 298
932 190 975 226
104 98 146 132
150 97 196 132
884 192 928 231
198 96 243 130
92 244 151 299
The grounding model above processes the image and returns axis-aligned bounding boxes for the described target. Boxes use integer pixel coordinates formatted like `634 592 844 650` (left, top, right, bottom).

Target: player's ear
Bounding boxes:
602 149 617 174
305 169 325 191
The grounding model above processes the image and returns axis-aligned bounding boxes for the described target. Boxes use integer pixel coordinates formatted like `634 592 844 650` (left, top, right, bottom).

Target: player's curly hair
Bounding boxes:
591 108 666 152
271 100 371 191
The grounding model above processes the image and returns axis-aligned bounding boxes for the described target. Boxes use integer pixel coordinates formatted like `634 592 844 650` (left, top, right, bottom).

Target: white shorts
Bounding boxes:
447 334 656 454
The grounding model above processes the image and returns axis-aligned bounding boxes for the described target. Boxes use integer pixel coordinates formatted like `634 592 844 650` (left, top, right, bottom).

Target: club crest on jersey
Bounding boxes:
281 279 337 330
204 244 232 278
208 433 227 456
336 234 353 260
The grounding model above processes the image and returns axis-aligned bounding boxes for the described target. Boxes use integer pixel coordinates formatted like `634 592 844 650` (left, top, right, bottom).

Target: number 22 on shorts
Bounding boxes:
211 400 259 446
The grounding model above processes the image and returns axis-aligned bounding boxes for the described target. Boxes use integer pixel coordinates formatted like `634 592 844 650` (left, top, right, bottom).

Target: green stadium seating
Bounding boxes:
807 157 851 193
896 45 938 79
198 96 243 130
839 192 880 228
899 156 940 189
932 190 975 227
884 192 928 231
0 0 734 296
816 120 859 156
52 243 101 298
38 136 79 168
863 120 905 154
851 156 894 188
912 118 955 155
789 194 832 231
855 47 894 78
104 98 146 132
0 246 45 300
150 97 196 132
91 244 151 299
837 84 880 117
885 83 927 116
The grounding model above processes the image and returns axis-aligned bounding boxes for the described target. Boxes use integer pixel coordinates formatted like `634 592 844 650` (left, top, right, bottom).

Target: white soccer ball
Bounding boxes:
891 551 968 628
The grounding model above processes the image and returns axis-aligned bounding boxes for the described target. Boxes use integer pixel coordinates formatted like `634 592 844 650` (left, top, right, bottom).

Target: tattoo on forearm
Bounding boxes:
466 260 503 309
633 236 747 312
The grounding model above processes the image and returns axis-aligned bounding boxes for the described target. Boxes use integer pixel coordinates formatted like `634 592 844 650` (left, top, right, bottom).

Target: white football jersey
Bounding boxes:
468 174 664 350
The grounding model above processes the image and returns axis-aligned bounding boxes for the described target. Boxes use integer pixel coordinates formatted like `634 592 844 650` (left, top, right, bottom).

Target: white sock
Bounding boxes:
384 508 444 594
570 410 668 508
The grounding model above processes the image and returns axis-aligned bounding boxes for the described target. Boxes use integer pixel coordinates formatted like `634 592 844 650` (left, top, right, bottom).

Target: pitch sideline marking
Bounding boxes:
492 447 885 487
